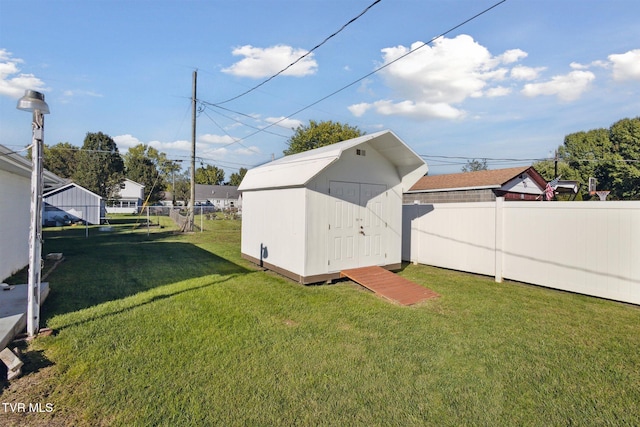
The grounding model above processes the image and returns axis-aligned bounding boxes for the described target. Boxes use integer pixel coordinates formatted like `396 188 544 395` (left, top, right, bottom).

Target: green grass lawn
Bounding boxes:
2 215 639 426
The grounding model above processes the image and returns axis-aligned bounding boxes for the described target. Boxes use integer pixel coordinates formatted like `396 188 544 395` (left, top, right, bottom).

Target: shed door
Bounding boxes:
329 181 387 271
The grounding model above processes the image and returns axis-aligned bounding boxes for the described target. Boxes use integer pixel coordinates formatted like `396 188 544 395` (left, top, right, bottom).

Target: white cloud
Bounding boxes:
114 135 193 153
521 70 595 102
570 62 588 70
62 89 103 98
351 35 528 119
496 49 528 64
0 49 47 98
199 133 237 144
511 65 546 81
352 99 465 120
570 60 609 70
114 134 261 161
113 134 143 149
264 116 302 129
234 146 261 156
609 49 640 81
485 86 512 97
222 44 317 78
348 102 372 117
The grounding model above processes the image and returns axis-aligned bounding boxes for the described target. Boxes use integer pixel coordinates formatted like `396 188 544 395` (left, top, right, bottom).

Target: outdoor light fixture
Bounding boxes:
17 89 50 338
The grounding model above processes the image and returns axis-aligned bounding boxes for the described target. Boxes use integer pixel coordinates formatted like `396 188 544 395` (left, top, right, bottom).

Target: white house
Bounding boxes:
43 182 106 225
0 144 65 281
106 178 145 214
238 130 427 284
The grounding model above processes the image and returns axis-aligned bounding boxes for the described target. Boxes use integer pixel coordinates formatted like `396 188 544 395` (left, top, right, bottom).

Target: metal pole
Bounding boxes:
189 70 197 231
27 110 44 337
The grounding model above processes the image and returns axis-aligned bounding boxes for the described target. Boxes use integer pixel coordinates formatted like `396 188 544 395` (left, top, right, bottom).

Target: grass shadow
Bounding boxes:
9 219 251 322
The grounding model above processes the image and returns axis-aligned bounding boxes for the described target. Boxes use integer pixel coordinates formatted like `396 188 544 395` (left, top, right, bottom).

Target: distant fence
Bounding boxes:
403 199 640 305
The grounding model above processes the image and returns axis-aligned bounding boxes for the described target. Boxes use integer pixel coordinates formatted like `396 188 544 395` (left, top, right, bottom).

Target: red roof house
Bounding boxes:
404 166 548 204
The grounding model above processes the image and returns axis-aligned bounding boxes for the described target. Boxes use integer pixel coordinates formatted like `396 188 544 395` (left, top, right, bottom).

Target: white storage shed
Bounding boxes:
238 130 427 284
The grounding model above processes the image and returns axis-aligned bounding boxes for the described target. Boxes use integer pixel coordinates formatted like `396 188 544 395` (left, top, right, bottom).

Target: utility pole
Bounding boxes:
554 149 558 178
189 70 197 231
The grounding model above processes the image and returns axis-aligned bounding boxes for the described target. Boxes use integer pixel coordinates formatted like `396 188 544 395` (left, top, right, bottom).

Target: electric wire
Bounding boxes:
213 0 383 106
202 0 509 145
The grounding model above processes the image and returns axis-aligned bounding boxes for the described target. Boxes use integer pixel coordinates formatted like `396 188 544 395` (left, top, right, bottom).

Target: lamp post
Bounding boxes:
17 90 50 338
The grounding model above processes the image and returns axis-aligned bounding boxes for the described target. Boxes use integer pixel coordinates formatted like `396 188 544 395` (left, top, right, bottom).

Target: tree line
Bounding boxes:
533 117 640 200
40 132 247 205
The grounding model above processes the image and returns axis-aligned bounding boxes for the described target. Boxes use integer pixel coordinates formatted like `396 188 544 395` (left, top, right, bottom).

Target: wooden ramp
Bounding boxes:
340 266 439 306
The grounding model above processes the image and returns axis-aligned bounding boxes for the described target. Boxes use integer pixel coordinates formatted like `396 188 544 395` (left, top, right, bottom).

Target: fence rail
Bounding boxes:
403 199 640 305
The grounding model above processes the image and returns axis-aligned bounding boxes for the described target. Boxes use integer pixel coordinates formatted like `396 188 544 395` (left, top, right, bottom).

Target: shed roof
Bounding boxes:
408 166 547 192
239 130 427 191
43 182 103 200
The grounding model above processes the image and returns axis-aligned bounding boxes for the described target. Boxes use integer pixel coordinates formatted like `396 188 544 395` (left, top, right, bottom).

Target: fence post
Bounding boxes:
494 197 504 282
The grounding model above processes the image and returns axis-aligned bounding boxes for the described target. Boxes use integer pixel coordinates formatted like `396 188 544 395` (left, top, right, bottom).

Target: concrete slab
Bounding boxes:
0 283 50 349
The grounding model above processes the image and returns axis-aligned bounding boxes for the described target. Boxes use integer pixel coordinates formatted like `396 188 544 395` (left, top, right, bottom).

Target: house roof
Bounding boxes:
195 184 240 200
0 144 66 188
43 182 103 200
123 178 145 188
238 130 427 192
408 166 547 192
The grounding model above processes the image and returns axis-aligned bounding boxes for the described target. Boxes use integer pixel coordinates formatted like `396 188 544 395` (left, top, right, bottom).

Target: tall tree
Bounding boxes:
534 117 640 200
73 132 125 198
124 144 168 203
172 170 191 205
42 142 78 178
283 120 365 155
195 164 225 185
608 117 640 199
461 158 488 172
228 167 247 186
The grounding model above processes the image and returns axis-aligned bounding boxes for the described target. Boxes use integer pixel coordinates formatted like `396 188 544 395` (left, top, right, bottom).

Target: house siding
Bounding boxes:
44 185 103 225
404 188 496 204
0 169 31 281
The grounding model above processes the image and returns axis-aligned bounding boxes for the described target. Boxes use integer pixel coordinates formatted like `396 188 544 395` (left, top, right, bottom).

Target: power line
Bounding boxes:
213 0 383 106
201 0 509 146
421 154 640 164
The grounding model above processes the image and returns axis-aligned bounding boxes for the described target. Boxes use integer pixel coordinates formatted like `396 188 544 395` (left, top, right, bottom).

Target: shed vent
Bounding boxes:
356 149 366 156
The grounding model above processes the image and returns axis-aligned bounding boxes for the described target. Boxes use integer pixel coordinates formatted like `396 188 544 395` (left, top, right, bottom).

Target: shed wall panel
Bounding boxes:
241 188 306 278
44 186 102 224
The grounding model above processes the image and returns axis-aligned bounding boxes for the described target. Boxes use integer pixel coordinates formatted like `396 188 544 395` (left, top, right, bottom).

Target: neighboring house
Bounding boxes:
239 130 427 284
195 184 241 210
43 183 106 226
403 166 548 204
107 178 145 214
161 185 242 209
0 144 65 281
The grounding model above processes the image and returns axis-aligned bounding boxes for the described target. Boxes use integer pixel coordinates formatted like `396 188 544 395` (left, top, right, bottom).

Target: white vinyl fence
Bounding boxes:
403 199 640 305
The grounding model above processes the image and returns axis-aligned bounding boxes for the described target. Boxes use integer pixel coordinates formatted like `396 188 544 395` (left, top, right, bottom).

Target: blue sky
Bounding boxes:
1 0 639 177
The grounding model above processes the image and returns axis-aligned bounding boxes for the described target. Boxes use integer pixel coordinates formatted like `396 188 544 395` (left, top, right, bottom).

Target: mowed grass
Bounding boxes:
2 215 639 426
